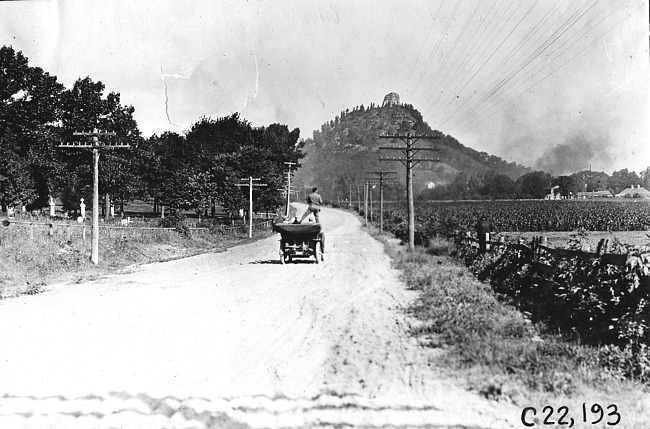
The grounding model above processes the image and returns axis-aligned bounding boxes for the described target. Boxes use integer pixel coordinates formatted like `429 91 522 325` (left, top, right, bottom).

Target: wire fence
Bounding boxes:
459 231 632 271
0 218 274 243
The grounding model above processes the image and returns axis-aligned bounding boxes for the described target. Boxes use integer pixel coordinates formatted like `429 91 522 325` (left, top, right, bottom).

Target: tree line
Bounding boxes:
420 168 650 201
1 46 304 217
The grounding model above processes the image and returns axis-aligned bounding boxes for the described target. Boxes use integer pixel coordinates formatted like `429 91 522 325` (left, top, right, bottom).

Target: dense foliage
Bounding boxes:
1 46 303 217
457 237 650 382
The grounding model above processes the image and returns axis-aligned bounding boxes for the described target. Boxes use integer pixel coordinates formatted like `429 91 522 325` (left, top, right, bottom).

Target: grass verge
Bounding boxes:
378 234 650 425
0 218 273 299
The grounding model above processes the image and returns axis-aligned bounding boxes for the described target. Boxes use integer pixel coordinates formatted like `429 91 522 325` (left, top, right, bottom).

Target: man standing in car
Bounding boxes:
299 187 323 223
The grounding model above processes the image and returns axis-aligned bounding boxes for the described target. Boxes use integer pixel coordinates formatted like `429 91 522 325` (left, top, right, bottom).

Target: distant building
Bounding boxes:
615 185 650 199
382 92 400 107
576 190 613 199
545 185 561 200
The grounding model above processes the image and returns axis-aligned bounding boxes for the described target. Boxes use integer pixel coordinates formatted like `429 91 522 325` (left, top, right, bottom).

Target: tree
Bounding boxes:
0 46 65 210
0 140 36 210
481 172 516 200
59 77 142 213
145 114 304 215
516 171 553 199
641 166 650 189
570 170 610 192
552 175 579 198
607 169 641 194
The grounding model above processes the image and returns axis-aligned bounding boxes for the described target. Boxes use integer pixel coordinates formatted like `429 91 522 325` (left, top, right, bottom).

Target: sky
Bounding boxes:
1 0 648 175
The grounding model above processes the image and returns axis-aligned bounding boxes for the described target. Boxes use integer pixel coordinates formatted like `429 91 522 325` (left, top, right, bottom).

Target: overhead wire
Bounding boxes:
448 0 605 130
426 0 505 119
435 0 566 127
420 0 527 120
410 0 461 103
458 0 636 133
402 0 445 97
418 0 484 104
445 0 599 130
436 0 550 128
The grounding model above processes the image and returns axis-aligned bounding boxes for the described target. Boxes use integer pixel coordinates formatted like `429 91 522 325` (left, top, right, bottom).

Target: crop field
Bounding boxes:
383 199 650 236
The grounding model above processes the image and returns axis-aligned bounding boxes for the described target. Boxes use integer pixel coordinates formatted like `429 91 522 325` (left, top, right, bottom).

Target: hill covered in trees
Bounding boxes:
293 96 531 201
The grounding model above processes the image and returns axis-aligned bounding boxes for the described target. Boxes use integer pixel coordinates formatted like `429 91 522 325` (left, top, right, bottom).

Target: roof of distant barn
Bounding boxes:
615 186 650 198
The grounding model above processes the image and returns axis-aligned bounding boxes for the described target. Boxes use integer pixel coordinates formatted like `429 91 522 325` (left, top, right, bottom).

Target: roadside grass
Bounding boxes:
378 234 650 423
0 218 273 299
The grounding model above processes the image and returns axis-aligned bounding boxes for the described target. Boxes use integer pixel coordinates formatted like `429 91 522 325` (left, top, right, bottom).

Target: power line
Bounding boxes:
379 133 441 251
426 0 538 121
420 0 527 118
419 0 485 105
434 0 565 126
58 129 129 264
428 0 504 116
402 0 445 97
452 0 618 130
411 0 461 100
365 170 398 234
459 0 637 133
235 177 267 238
444 0 600 130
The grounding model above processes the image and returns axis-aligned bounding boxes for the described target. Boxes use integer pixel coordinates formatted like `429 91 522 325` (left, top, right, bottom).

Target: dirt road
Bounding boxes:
0 205 521 428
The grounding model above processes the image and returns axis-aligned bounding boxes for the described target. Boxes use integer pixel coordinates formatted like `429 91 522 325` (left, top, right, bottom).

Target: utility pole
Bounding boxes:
357 185 361 213
364 182 368 226
349 185 353 210
58 129 129 264
380 132 441 251
369 183 373 222
366 170 398 234
235 177 267 238
283 161 296 217
363 181 376 228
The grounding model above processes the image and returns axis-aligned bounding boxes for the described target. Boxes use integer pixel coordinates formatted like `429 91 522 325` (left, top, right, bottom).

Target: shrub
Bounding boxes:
158 212 190 236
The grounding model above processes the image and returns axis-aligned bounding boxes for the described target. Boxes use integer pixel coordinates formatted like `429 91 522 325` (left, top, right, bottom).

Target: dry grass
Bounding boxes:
0 216 272 299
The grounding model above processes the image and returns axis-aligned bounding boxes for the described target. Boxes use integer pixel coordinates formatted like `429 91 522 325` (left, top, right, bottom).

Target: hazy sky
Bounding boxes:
2 0 648 174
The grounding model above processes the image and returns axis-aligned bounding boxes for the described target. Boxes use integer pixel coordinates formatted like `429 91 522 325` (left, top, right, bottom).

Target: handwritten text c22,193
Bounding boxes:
520 403 620 427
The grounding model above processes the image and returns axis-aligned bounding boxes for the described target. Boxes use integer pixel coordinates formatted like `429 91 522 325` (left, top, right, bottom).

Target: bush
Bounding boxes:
158 212 189 236
393 222 430 247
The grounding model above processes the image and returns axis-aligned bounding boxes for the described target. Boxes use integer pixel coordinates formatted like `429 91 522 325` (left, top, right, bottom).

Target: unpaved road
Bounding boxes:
0 205 521 428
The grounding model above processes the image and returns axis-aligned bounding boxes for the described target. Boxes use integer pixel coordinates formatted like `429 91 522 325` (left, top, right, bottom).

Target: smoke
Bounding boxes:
533 131 615 176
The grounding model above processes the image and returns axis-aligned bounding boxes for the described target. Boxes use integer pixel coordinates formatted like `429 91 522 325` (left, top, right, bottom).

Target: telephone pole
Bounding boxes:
348 185 353 210
380 132 440 250
366 170 398 234
58 129 129 264
283 162 297 217
363 181 376 227
235 177 267 238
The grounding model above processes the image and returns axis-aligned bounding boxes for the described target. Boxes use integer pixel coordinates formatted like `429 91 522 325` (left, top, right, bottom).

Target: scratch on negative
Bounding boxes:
159 67 190 127
241 54 259 111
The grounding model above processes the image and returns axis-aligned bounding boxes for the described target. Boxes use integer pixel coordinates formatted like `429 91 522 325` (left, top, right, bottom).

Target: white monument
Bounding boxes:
49 196 56 217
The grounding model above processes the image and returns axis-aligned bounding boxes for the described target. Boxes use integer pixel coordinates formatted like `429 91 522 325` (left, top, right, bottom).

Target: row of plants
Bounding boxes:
383 199 650 233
